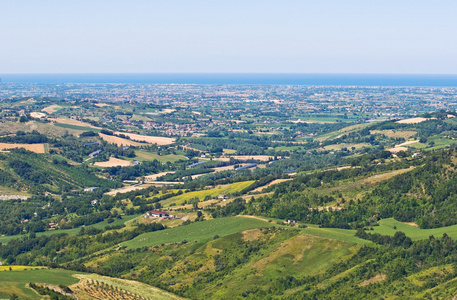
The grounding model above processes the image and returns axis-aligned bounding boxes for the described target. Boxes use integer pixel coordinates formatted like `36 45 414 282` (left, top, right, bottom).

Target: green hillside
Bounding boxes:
0 149 120 194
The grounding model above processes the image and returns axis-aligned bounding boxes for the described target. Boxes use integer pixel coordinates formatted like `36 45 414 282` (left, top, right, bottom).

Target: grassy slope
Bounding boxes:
372 218 457 241
0 268 81 299
122 216 274 248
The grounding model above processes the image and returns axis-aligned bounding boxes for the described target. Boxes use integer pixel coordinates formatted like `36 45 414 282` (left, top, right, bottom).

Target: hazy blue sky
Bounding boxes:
1 0 456 74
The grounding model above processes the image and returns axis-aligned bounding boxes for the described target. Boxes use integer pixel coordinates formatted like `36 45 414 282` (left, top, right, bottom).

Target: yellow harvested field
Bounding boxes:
396 117 435 124
94 103 110 107
30 112 46 118
114 132 175 145
49 117 99 128
232 155 274 161
106 184 154 196
41 105 62 114
387 146 409 153
0 143 46 153
99 133 144 146
144 171 176 181
252 178 293 193
387 140 420 153
371 130 417 140
397 140 419 147
323 143 370 151
94 157 132 167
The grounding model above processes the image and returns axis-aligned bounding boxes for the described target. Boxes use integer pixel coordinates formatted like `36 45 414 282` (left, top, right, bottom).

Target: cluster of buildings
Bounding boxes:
146 210 177 220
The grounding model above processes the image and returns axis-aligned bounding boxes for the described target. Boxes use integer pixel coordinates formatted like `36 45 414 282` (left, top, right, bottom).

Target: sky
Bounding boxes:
1 0 456 74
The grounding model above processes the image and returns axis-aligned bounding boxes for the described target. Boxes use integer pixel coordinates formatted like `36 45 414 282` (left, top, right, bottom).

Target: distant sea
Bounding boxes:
1 73 457 87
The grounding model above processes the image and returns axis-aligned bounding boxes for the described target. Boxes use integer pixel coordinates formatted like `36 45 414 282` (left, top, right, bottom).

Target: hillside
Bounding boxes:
0 149 120 194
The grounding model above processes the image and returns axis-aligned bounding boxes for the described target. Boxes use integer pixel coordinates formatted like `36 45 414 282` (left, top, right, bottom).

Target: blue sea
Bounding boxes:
1 73 457 87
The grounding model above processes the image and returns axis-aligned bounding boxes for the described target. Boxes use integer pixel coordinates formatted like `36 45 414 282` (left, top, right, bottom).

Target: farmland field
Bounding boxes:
371 129 417 139
0 268 81 299
0 142 47 153
99 133 145 147
54 123 101 132
41 104 62 114
135 150 186 163
122 216 274 248
372 218 457 241
49 117 100 128
161 180 254 206
94 157 132 167
114 132 175 145
396 117 435 124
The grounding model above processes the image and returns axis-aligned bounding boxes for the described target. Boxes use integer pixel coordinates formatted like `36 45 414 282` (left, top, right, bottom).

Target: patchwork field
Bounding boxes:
114 132 175 145
161 180 254 206
0 214 140 245
371 129 417 139
94 157 132 167
0 142 47 153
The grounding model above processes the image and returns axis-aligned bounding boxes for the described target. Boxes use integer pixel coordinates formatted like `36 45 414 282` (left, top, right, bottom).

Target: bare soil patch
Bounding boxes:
30 112 46 118
387 146 409 153
41 105 62 114
94 157 132 167
144 171 176 181
106 184 154 196
359 273 386 286
242 228 264 242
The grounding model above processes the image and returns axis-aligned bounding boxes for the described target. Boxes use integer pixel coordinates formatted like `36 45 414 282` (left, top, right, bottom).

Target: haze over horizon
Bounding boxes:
1 0 456 74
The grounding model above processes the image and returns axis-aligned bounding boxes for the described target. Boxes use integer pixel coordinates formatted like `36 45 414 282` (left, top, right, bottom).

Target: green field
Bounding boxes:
0 268 81 299
122 216 274 248
303 224 371 245
162 181 255 206
135 150 187 163
0 214 141 245
54 123 102 132
372 218 457 241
